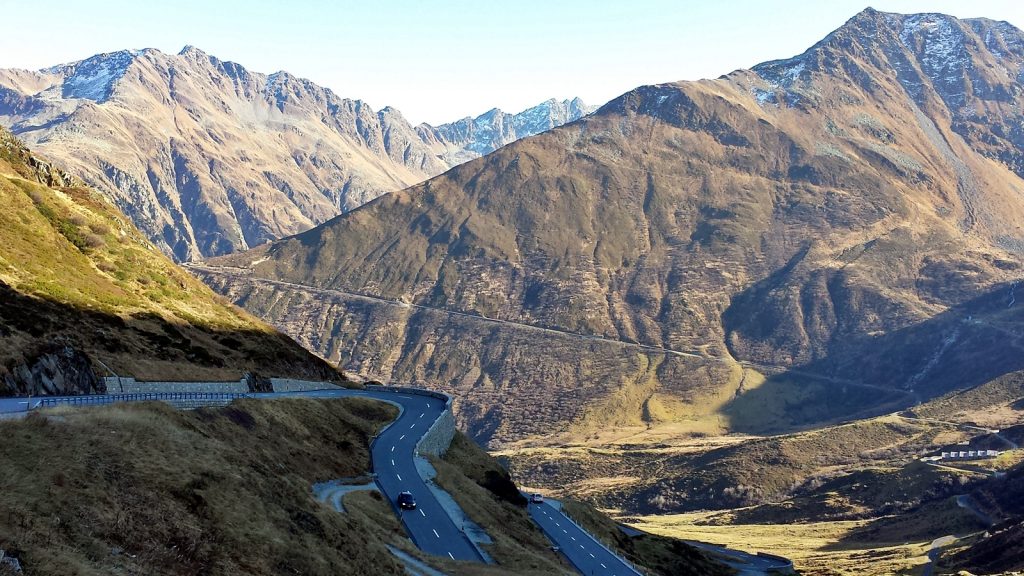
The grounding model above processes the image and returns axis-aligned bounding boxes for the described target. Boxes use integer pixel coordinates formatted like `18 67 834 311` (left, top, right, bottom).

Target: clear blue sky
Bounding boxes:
0 1 1021 124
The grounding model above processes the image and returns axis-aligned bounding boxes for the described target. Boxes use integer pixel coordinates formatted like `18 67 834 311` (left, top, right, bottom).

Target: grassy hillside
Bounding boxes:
0 398 402 575
505 415 962 514
0 399 729 576
0 128 340 388
909 369 1024 428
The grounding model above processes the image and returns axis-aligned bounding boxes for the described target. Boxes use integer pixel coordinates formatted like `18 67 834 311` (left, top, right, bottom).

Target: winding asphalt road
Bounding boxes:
0 388 482 562
528 500 642 576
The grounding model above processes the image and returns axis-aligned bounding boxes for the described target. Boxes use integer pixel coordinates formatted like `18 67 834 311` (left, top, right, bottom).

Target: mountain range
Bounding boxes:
200 8 1024 448
0 47 595 261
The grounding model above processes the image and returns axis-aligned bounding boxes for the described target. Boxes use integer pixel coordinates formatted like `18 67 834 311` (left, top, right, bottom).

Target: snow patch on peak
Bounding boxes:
900 14 967 73
54 50 138 103
750 56 808 108
899 13 971 109
753 56 807 88
784 62 805 83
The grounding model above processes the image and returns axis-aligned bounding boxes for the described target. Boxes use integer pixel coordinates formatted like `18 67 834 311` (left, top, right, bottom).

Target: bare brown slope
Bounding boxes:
0 128 340 392
209 9 1024 445
0 399 401 576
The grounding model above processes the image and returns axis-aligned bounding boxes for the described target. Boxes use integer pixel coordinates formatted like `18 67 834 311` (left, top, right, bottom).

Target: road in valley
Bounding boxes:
528 500 643 576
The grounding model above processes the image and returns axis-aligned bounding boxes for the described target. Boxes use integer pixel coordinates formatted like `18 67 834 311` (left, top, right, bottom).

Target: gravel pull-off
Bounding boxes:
312 479 377 513
385 545 449 576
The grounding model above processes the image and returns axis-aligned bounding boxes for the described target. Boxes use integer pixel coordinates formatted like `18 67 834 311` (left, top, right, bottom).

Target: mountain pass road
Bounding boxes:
0 388 483 562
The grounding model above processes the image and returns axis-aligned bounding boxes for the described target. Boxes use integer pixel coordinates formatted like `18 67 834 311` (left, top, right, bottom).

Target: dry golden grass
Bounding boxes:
0 398 402 575
0 145 341 384
627 511 932 576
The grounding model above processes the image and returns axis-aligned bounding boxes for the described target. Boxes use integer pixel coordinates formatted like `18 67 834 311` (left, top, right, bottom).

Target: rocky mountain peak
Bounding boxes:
177 44 208 58
747 9 1024 112
44 49 145 102
424 98 596 159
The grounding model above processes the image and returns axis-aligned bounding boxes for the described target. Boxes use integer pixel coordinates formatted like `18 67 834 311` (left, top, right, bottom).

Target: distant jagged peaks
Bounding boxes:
0 46 596 261
422 97 597 162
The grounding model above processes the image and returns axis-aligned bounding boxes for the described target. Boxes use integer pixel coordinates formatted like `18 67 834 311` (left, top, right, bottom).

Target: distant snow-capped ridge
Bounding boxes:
419 97 597 164
0 46 598 261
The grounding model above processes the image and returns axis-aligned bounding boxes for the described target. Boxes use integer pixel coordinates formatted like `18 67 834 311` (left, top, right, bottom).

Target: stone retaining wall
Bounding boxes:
367 385 456 457
269 378 343 392
103 377 248 394
417 407 456 457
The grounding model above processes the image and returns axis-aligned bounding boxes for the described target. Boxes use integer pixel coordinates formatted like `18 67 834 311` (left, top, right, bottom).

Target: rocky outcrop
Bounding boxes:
242 371 273 393
0 130 83 188
1 343 104 396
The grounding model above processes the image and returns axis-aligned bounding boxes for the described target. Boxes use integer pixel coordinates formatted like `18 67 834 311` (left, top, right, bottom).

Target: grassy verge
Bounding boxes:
433 433 730 575
0 131 341 385
431 433 571 574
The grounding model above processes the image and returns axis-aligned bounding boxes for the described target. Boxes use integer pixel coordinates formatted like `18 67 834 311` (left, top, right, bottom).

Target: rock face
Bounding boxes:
1 343 104 396
204 9 1024 447
0 49 593 261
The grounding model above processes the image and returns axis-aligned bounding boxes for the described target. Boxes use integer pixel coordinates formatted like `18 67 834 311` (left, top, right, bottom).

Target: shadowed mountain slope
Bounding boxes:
0 128 339 394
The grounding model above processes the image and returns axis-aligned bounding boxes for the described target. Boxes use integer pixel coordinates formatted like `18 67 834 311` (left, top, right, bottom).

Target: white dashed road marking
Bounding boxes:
396 473 402 481
448 552 454 560
433 529 440 538
400 434 405 440
420 509 426 517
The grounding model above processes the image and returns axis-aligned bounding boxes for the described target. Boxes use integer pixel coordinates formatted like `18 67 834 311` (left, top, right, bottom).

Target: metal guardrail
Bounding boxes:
38 392 251 408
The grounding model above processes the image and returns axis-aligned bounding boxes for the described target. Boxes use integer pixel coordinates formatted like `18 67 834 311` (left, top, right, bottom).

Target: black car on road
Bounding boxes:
397 491 417 510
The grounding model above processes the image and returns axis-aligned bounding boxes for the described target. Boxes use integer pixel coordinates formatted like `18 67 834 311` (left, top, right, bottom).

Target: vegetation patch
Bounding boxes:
0 398 402 575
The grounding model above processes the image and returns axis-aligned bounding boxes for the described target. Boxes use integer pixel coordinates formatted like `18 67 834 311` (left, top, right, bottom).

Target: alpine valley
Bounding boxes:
196 9 1024 573
3 6 1024 576
203 8 1024 446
